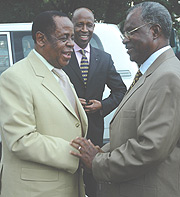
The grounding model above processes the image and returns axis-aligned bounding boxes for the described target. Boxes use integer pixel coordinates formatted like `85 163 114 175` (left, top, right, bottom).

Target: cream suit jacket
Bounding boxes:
92 48 180 197
0 51 88 197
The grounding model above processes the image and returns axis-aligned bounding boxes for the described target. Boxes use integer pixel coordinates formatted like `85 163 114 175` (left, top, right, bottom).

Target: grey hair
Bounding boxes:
127 1 172 39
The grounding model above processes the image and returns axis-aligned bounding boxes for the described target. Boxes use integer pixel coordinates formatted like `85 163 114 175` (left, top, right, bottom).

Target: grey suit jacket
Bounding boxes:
92 48 180 197
0 51 88 197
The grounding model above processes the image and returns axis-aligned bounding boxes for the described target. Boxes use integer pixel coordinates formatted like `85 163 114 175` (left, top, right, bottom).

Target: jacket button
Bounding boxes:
75 123 80 127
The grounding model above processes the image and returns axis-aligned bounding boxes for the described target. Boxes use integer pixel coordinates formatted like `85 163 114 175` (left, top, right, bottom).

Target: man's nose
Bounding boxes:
82 25 88 32
67 38 74 47
122 36 129 44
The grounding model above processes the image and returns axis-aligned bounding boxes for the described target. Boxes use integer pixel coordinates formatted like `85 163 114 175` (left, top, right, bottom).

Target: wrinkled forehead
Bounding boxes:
54 16 73 30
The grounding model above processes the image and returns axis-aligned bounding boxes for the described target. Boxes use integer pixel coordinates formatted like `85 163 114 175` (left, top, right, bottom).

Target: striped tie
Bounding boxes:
128 69 142 92
79 49 89 87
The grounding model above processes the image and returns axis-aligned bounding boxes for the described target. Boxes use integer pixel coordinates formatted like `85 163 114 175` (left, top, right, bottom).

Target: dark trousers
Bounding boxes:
84 171 98 197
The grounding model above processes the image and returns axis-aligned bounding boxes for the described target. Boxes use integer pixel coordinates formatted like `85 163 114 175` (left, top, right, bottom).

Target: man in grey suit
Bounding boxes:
70 2 180 197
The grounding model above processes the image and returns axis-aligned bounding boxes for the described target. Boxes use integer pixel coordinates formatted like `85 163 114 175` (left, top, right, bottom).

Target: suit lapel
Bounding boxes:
111 74 145 122
111 48 175 123
27 51 78 119
69 51 84 83
88 46 100 83
68 47 100 87
71 86 87 137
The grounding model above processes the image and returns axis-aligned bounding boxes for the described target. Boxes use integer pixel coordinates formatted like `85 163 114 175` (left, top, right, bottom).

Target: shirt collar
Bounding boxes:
33 49 54 72
74 42 90 54
33 49 65 81
140 45 171 74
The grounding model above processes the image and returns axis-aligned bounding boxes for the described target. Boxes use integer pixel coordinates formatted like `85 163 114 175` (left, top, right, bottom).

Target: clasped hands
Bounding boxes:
79 98 102 114
70 137 103 172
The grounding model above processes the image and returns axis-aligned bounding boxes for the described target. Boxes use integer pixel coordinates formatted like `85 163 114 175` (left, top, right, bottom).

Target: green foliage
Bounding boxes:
0 0 179 34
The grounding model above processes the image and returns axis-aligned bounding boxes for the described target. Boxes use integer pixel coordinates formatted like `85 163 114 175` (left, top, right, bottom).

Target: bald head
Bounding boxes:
72 7 95 49
72 8 94 23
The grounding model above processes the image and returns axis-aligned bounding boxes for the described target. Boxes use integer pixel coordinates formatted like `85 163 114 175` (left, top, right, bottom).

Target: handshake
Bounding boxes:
70 137 103 172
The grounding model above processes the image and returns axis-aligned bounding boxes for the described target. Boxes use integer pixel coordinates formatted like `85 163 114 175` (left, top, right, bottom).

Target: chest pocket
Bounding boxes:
21 168 58 182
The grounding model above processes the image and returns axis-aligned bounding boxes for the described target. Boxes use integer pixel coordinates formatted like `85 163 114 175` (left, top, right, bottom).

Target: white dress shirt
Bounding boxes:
140 45 171 74
74 43 90 66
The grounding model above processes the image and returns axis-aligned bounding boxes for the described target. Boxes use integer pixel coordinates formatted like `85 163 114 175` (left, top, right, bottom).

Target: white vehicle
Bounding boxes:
0 23 138 143
91 23 138 142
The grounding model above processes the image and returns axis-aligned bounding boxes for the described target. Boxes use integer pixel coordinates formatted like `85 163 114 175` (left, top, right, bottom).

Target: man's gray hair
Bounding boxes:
128 1 172 39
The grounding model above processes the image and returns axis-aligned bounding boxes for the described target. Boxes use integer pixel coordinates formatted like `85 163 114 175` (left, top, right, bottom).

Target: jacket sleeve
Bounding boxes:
101 55 127 117
0 69 81 174
92 70 180 183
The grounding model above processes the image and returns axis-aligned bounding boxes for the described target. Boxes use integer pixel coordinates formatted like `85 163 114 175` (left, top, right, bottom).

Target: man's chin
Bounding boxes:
129 55 139 64
54 61 70 69
61 61 70 68
76 40 89 48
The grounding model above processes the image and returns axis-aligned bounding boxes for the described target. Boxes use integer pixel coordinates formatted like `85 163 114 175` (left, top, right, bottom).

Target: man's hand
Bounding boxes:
79 98 87 106
70 137 102 172
79 98 102 113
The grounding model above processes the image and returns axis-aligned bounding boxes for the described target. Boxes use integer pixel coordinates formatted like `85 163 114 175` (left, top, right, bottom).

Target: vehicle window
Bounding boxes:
12 32 103 61
170 28 180 55
90 33 104 51
11 31 33 63
0 34 9 74
22 35 34 57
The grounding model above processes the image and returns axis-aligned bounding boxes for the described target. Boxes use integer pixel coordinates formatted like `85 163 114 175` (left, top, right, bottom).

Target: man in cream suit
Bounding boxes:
70 2 180 197
0 11 87 197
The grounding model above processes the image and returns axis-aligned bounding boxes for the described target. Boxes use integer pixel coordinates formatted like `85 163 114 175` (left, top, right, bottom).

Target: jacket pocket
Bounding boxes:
120 110 136 118
21 168 58 182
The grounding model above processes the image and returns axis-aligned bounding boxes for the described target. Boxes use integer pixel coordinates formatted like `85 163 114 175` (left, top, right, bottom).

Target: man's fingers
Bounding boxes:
88 139 96 148
70 141 80 150
70 150 82 158
70 137 88 150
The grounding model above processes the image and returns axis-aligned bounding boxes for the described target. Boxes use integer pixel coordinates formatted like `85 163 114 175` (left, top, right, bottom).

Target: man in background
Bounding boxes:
70 2 180 197
0 11 87 197
63 7 127 197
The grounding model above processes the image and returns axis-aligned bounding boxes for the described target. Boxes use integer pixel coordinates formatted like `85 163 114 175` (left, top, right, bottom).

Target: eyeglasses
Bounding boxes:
123 22 152 39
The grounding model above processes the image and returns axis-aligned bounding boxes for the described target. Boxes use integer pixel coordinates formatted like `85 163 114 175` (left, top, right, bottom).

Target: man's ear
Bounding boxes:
36 31 46 47
151 24 162 39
